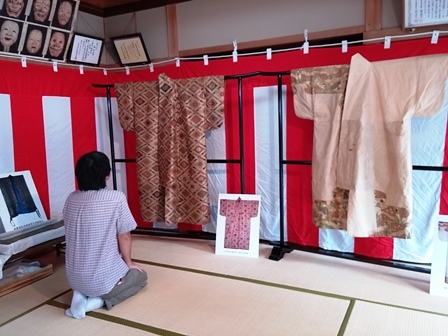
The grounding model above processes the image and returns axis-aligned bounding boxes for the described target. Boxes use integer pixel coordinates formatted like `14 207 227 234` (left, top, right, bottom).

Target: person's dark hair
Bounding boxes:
75 151 111 191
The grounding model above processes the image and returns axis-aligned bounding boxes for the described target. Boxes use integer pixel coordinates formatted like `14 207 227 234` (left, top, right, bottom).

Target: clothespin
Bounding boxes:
103 68 108 76
125 66 130 75
52 61 58 72
21 56 27 68
175 57 180 67
203 55 209 66
341 40 348 53
79 65 84 75
149 63 154 72
384 36 391 49
302 29 309 54
266 48 272 60
232 40 238 62
431 30 440 44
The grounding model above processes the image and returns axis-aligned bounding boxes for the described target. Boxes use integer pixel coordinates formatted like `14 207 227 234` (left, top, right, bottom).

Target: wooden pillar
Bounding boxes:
364 0 382 32
166 4 179 58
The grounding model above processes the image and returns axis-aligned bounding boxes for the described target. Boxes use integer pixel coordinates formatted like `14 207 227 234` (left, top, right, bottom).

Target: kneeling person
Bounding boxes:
64 151 147 318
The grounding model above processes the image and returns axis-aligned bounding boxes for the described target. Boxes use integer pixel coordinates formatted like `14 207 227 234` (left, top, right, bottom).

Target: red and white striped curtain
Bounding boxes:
1 37 447 262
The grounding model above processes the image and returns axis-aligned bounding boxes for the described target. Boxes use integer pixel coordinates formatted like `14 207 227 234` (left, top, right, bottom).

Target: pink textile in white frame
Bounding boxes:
215 193 261 258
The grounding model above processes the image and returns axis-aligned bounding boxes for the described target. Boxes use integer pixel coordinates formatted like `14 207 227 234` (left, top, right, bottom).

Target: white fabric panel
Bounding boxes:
203 125 227 233
0 94 14 174
393 82 448 262
254 86 283 241
94 97 128 196
319 229 355 253
42 97 74 219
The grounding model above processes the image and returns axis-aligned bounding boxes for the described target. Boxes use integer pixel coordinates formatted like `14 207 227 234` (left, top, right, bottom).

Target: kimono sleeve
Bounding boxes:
204 76 225 131
364 54 448 119
291 68 315 120
410 55 448 117
247 200 260 218
291 65 349 121
219 199 230 217
115 82 136 132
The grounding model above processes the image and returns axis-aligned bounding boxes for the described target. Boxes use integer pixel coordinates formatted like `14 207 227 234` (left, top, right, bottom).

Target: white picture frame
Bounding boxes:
430 214 448 297
0 171 47 235
215 193 261 258
68 33 104 66
403 0 448 28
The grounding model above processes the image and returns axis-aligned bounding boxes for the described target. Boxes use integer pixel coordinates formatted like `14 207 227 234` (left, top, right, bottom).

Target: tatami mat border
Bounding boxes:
0 289 71 328
134 258 448 318
46 300 187 336
2 258 448 336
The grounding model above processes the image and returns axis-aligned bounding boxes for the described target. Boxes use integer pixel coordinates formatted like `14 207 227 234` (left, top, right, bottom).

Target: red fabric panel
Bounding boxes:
225 79 242 194
285 75 317 246
121 131 153 228
242 78 256 195
70 97 98 188
353 237 394 259
439 121 448 213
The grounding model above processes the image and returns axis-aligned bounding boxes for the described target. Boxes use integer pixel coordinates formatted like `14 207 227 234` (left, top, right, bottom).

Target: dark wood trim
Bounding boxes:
179 25 365 57
363 24 448 41
79 0 191 18
166 5 179 58
365 0 382 31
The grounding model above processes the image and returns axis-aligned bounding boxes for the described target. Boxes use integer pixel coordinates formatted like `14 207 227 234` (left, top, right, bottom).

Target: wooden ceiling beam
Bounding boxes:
79 0 191 17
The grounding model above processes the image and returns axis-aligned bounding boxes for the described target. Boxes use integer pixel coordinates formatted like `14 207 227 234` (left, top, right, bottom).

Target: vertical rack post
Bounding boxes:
238 76 245 194
269 74 292 261
93 83 117 190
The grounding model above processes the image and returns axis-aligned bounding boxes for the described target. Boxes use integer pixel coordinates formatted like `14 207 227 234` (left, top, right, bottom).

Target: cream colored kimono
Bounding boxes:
291 65 350 230
339 54 448 238
292 53 448 238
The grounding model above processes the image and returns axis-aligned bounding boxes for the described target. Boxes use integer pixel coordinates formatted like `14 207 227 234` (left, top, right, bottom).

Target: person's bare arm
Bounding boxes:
117 232 143 272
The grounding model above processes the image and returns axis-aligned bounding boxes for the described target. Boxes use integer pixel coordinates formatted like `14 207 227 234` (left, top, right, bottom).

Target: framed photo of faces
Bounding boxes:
0 0 79 62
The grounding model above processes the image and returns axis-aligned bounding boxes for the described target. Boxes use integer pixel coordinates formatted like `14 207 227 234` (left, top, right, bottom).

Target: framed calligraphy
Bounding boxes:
68 32 104 66
403 0 448 28
111 32 150 66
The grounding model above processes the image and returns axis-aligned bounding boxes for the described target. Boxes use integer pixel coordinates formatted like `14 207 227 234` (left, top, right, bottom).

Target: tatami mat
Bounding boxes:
1 235 448 335
0 305 159 336
0 256 69 325
55 263 350 336
131 236 448 315
343 300 448 336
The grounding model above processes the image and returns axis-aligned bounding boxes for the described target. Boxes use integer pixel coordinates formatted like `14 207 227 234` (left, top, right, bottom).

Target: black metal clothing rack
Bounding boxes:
93 72 448 273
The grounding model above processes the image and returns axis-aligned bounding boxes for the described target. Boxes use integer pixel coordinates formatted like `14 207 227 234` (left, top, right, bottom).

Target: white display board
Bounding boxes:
215 193 261 258
0 171 47 234
403 0 448 28
430 214 448 297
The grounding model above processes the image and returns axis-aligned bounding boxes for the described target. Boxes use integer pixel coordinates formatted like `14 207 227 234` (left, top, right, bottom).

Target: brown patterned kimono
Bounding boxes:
116 74 225 226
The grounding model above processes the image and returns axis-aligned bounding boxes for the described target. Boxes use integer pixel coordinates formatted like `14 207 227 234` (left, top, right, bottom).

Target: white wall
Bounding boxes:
177 0 365 51
86 0 406 64
74 11 107 64
382 0 402 29
103 7 168 63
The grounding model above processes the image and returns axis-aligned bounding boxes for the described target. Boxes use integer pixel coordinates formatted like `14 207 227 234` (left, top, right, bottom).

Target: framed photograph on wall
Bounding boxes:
68 32 104 66
111 33 151 66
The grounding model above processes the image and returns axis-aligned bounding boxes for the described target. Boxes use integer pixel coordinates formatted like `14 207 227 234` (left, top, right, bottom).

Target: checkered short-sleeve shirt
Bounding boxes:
63 189 137 297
